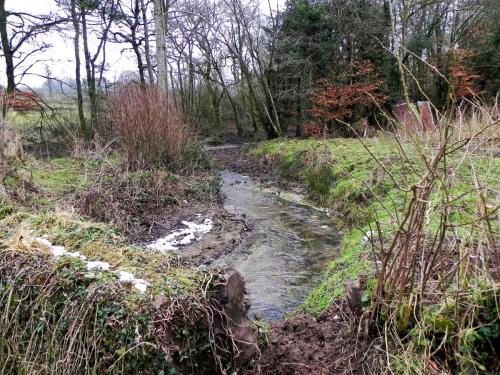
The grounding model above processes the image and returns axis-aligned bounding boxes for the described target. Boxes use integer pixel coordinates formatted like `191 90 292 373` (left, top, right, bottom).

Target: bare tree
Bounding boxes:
0 0 64 114
140 0 154 84
112 0 153 86
80 0 116 133
70 0 87 137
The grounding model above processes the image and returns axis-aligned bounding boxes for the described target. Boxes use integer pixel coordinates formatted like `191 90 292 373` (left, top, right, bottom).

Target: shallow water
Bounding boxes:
214 171 341 320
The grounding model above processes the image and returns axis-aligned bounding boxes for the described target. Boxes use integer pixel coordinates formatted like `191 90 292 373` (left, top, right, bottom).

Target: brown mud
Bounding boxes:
247 303 372 375
143 203 251 265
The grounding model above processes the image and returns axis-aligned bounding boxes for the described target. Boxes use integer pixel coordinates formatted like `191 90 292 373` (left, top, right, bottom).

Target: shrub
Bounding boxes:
105 85 193 170
309 61 387 133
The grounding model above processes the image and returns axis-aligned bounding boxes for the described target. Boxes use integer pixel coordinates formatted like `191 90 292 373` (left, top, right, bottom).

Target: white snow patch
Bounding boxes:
118 271 150 293
361 230 374 245
86 261 111 271
66 251 86 260
35 237 52 247
34 237 149 293
147 218 213 252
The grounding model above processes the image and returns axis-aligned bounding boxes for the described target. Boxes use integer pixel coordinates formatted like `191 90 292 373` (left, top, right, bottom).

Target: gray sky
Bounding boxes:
0 0 285 89
1 0 138 88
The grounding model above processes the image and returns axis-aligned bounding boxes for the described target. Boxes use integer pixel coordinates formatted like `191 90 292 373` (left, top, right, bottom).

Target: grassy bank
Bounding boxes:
253 132 500 372
253 137 499 314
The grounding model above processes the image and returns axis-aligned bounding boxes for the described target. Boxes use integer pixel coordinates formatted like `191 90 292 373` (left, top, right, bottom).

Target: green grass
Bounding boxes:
29 157 103 195
253 138 500 314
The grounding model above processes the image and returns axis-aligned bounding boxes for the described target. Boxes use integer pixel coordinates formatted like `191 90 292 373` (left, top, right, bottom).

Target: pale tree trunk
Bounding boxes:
70 0 88 139
81 9 97 135
153 0 168 93
140 0 154 84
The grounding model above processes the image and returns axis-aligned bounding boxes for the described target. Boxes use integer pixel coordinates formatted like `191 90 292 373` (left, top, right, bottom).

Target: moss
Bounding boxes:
301 229 372 314
3 175 21 188
0 205 16 220
29 157 100 195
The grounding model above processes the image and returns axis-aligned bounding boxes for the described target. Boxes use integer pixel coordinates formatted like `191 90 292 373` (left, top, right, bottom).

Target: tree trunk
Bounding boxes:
0 0 14 116
81 7 97 135
140 0 154 85
70 0 88 139
153 0 168 93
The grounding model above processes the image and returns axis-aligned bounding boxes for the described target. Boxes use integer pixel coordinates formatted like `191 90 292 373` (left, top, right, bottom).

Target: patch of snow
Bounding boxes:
35 237 52 247
34 237 149 293
118 271 150 293
147 218 213 252
66 251 86 260
50 245 66 257
361 230 374 245
35 237 67 257
86 261 111 271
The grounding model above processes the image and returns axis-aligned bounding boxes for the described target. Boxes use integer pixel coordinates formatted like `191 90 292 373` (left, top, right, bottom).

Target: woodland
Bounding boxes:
0 0 499 374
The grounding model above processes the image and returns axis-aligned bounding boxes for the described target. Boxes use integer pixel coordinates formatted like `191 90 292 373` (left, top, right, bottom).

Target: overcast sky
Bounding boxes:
0 0 285 89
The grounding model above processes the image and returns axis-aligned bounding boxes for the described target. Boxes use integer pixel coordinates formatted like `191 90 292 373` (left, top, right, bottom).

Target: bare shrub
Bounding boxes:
360 100 500 373
105 85 194 170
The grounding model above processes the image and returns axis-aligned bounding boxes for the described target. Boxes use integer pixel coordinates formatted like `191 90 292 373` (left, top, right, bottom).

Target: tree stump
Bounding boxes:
0 125 23 178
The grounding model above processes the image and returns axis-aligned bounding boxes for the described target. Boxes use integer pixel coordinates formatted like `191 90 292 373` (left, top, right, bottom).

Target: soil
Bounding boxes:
246 302 373 375
138 202 251 265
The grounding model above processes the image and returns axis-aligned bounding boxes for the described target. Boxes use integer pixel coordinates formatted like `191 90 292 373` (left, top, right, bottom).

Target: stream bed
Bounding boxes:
214 171 341 320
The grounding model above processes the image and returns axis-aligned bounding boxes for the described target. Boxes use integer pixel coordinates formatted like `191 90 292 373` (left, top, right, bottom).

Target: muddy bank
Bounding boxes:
143 203 251 265
208 146 305 195
246 303 372 375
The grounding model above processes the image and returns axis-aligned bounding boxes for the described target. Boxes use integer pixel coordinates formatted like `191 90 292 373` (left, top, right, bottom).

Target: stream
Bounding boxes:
214 171 341 320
